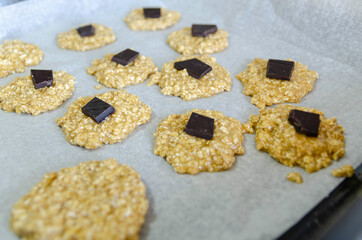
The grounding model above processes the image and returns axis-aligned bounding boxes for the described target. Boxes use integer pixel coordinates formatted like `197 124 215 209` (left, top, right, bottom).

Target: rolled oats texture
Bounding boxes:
87 53 157 89
57 23 116 51
0 40 43 78
236 58 318 108
124 8 180 31
10 158 148 240
332 164 354 177
56 90 152 150
286 172 303 184
167 27 228 55
148 55 231 101
250 105 345 173
153 109 245 174
0 71 75 115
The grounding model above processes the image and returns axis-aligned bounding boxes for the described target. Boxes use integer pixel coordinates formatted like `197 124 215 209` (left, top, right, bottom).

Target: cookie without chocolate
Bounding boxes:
0 71 74 115
148 55 231 100
87 52 157 89
10 158 148 240
0 40 43 78
57 23 116 51
153 109 245 174
56 90 151 149
249 105 344 173
236 58 318 108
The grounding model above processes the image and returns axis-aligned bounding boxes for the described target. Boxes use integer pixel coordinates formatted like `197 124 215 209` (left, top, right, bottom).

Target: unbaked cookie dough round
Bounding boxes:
87 52 157 89
57 23 116 51
148 55 231 101
124 8 180 31
0 71 74 115
56 90 152 149
154 109 245 174
167 27 228 55
236 58 319 108
0 40 43 78
249 104 344 173
11 158 148 240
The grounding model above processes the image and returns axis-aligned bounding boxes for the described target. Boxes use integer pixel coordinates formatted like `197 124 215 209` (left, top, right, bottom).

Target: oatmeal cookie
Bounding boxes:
148 55 231 100
10 158 148 240
236 58 318 108
250 105 345 173
0 71 74 115
153 109 245 174
332 164 354 178
56 90 151 149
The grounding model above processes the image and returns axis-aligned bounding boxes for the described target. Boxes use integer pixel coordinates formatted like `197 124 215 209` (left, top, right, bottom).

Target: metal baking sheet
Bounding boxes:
1 0 361 239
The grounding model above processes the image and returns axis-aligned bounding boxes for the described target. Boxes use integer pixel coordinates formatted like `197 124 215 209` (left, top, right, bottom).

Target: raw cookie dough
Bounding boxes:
236 58 319 108
0 40 43 78
56 90 152 149
153 109 245 174
11 158 148 240
87 52 157 89
332 164 354 178
124 8 180 31
167 27 228 55
148 55 231 100
249 105 344 173
286 172 303 184
0 71 74 115
57 23 116 51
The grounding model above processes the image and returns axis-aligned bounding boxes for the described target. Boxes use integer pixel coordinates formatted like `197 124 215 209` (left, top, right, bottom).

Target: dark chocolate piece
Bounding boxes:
174 58 212 79
143 8 161 18
77 25 95 37
266 59 294 81
31 69 53 89
81 97 115 124
288 109 320 137
111 49 139 66
184 112 214 140
191 24 218 37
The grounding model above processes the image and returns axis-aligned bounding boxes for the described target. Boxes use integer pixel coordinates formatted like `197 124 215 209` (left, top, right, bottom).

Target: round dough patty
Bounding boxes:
154 109 245 174
56 90 152 149
0 71 75 115
148 55 231 100
236 58 318 108
249 105 344 173
167 27 228 55
124 8 180 31
57 23 116 51
11 158 148 240
0 40 43 78
87 52 157 89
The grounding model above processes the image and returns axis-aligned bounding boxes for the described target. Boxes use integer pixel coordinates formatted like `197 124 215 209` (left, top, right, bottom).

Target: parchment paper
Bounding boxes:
0 0 361 239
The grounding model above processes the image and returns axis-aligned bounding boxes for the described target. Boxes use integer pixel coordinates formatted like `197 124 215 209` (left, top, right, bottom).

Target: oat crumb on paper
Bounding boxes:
250 105 345 173
0 71 75 115
236 58 318 108
332 164 354 178
148 55 231 100
87 53 157 89
286 172 303 184
0 40 43 78
57 23 116 51
124 8 180 31
94 85 103 89
153 109 245 174
56 90 152 149
10 158 148 240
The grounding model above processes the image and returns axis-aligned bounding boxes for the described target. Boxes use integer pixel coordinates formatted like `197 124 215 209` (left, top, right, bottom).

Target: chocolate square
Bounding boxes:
184 112 214 140
81 97 115 124
143 8 161 18
31 69 53 89
77 25 95 37
288 109 320 137
174 58 212 79
191 24 218 37
266 59 294 81
111 49 139 66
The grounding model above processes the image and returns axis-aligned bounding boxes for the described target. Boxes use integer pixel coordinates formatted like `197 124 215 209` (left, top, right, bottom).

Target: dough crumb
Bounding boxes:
286 172 303 184
94 85 103 89
332 164 354 178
